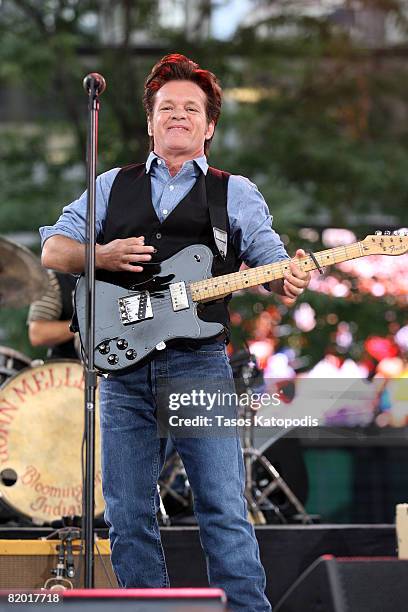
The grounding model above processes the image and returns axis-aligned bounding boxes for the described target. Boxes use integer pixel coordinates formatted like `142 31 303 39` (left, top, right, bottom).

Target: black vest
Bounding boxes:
99 163 242 332
49 273 77 360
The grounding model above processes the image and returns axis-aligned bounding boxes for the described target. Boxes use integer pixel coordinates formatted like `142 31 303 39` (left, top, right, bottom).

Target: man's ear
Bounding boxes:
205 120 215 141
147 117 153 137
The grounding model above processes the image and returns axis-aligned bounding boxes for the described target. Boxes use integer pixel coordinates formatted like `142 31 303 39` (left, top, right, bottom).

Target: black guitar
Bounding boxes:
74 233 407 373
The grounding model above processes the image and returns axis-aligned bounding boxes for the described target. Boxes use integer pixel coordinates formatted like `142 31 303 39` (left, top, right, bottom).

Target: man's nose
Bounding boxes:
171 107 187 119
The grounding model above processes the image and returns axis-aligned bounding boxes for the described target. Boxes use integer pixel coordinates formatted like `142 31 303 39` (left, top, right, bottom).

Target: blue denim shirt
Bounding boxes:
40 152 289 269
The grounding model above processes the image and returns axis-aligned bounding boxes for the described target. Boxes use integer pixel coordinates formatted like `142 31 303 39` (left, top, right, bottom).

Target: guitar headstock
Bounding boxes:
361 230 408 256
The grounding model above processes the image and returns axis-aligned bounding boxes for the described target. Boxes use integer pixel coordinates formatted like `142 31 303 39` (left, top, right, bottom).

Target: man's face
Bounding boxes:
147 80 215 160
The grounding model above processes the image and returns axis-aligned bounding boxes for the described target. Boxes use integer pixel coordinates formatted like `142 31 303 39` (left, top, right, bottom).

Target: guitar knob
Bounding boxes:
117 339 128 350
375 230 382 235
98 343 110 355
107 354 119 365
384 230 391 235
125 349 137 360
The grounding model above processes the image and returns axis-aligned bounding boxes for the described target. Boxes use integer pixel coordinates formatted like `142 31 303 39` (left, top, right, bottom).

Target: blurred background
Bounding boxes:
0 0 407 522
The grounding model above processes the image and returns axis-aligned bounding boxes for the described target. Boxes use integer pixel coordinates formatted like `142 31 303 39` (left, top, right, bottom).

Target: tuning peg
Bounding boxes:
375 230 382 235
384 230 391 235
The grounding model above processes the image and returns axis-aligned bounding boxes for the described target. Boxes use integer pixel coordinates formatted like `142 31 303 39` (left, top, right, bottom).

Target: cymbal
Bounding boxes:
0 236 49 307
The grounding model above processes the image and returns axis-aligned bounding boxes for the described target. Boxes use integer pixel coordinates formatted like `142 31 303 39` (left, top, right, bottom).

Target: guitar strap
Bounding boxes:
205 167 230 261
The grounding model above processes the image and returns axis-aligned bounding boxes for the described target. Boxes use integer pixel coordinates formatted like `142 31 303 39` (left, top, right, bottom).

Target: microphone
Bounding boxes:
83 73 106 96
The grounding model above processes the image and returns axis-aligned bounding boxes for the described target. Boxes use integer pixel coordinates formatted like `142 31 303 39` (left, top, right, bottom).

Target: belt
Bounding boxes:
169 331 228 351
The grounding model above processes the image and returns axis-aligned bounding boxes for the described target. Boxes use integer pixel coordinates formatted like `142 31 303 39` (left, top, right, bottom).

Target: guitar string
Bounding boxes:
95 239 400 323
188 238 401 297
112 243 364 315
91 239 404 355
107 243 363 319
171 243 364 300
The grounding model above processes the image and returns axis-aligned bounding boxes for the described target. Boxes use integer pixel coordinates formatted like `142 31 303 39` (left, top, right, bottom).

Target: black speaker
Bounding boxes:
275 555 408 612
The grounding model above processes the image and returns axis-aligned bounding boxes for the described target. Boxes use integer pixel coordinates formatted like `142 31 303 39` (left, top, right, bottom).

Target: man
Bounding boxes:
27 270 77 359
41 54 310 612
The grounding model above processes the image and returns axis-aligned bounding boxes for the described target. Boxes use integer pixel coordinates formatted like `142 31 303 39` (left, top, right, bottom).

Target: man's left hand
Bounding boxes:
282 249 311 304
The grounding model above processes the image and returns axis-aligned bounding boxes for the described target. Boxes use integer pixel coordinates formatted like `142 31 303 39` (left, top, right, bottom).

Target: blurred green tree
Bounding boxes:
0 0 406 364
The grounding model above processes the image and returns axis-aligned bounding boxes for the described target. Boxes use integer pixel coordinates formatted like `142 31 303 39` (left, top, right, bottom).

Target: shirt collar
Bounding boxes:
145 151 209 175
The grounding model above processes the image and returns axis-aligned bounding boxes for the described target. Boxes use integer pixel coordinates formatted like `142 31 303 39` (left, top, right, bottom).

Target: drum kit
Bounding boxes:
0 236 104 525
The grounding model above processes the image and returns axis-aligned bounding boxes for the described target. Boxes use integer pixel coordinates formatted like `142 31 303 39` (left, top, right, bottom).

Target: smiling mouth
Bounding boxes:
168 126 189 131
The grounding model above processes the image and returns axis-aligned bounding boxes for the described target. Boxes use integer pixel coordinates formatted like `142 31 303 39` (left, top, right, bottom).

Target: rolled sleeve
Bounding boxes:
40 168 120 246
227 175 289 268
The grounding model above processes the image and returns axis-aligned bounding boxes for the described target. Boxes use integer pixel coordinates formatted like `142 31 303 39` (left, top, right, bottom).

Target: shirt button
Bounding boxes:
163 209 168 215
156 232 162 239
169 185 174 191
157 160 162 165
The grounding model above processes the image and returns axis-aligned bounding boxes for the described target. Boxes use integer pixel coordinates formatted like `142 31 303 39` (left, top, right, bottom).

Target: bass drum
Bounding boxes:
0 346 31 387
0 360 104 524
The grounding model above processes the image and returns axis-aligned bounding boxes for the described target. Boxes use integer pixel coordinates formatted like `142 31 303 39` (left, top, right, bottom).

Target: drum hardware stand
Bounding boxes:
236 352 312 525
242 398 285 525
43 528 81 590
157 484 171 526
82 72 106 588
158 452 192 525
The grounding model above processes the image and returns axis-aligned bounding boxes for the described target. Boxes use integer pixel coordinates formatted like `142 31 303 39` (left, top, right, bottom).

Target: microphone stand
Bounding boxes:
82 72 106 588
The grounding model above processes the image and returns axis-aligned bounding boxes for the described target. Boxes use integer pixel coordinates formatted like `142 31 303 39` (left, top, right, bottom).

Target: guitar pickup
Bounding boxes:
169 282 189 312
118 291 153 325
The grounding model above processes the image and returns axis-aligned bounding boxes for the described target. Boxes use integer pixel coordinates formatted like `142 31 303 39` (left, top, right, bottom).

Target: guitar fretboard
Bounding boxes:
189 242 364 303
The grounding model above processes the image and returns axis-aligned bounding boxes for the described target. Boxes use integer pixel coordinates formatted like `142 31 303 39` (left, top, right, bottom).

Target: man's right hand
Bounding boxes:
96 236 155 272
41 235 155 274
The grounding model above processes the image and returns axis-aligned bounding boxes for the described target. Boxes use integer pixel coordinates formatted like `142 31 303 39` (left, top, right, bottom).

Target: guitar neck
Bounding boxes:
190 242 365 303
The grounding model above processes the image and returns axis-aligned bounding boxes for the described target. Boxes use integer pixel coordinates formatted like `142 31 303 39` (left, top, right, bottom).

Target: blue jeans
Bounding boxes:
99 341 271 612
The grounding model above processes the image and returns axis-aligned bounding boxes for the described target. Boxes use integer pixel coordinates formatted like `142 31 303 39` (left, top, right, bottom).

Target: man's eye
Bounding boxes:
187 107 198 112
161 106 172 111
